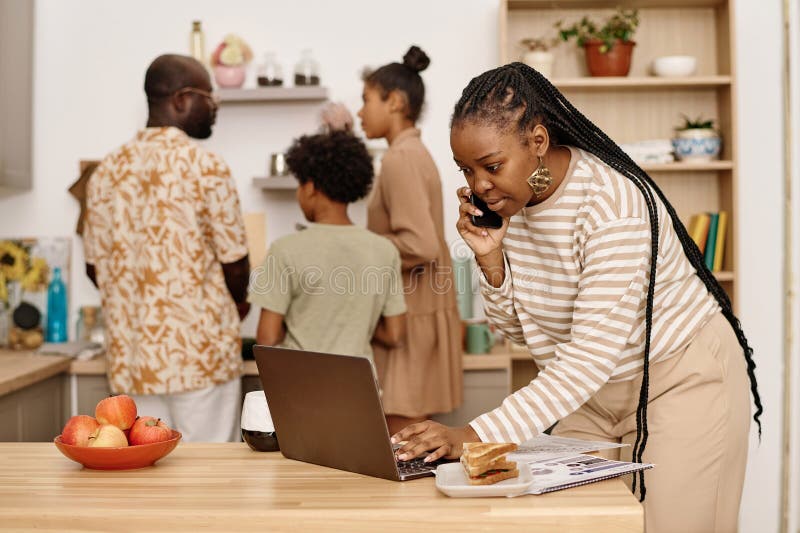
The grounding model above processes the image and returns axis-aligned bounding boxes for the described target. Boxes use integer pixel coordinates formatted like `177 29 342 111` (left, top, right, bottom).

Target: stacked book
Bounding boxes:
687 212 728 272
619 139 675 164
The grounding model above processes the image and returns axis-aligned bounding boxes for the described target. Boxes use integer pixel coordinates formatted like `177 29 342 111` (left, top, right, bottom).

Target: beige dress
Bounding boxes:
367 128 463 417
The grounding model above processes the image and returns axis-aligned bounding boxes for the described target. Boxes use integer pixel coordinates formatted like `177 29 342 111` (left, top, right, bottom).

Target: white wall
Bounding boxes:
0 1 789 530
787 0 800 530
0 0 498 334
734 0 786 531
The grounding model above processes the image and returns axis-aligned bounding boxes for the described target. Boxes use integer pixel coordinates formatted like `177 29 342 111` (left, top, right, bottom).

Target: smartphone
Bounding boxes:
470 194 504 229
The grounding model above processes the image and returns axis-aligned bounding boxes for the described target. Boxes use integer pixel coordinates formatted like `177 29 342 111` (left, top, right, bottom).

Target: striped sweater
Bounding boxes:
470 146 720 444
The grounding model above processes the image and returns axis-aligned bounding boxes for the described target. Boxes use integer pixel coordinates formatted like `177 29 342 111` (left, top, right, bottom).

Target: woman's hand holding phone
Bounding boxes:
456 187 508 258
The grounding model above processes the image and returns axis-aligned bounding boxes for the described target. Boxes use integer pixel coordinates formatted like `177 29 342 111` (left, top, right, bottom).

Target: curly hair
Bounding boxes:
285 131 374 204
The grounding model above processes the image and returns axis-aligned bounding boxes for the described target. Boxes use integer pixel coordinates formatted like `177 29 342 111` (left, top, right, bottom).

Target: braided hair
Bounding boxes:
451 62 762 501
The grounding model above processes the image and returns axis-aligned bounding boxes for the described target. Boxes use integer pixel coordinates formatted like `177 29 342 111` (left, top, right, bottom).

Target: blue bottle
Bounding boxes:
46 267 68 342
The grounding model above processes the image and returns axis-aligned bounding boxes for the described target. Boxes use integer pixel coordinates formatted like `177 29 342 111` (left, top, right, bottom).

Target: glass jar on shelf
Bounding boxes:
76 305 105 346
257 52 283 87
294 49 320 86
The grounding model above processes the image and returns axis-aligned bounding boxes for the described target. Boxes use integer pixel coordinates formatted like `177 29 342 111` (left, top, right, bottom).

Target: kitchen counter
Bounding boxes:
1 347 529 433
0 442 643 532
68 352 515 376
1 345 526 396
0 349 70 397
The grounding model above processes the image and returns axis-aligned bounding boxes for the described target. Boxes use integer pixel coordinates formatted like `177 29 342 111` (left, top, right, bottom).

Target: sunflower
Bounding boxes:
0 271 7 306
0 241 29 282
20 257 49 292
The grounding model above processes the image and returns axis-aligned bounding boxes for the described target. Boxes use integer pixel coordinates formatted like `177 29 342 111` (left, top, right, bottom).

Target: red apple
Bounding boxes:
88 424 128 448
129 416 172 445
95 394 137 430
60 415 100 447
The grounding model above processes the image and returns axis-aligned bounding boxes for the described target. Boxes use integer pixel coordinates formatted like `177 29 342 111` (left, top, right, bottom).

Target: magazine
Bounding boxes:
523 454 654 495
508 434 628 463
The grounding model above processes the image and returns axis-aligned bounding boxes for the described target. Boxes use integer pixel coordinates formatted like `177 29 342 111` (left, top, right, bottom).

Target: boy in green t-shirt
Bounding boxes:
248 131 406 363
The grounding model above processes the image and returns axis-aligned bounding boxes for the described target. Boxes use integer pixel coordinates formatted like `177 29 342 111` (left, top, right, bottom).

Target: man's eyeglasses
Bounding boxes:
175 87 220 105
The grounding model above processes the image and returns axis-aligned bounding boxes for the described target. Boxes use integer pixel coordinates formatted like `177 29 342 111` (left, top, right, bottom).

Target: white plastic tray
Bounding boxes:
434 463 533 498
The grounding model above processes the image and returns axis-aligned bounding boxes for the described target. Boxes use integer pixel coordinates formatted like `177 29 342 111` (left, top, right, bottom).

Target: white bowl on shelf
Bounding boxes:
652 55 697 77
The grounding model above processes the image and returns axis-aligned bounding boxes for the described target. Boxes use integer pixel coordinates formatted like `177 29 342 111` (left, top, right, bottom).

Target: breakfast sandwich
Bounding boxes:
461 442 519 485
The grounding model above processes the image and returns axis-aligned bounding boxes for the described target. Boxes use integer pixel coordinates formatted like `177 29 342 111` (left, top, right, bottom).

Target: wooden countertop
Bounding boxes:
0 346 529 398
0 349 71 397
0 442 643 532
68 353 518 376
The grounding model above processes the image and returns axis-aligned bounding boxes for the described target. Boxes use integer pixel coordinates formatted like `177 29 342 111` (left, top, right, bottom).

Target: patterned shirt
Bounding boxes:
470 146 719 443
84 127 248 395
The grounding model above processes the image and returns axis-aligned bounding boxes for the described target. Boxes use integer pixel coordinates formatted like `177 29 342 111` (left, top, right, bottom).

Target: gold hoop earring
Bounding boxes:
526 156 553 197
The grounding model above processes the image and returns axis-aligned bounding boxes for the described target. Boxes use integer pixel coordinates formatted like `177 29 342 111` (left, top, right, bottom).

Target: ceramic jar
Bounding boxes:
213 65 246 89
671 129 722 162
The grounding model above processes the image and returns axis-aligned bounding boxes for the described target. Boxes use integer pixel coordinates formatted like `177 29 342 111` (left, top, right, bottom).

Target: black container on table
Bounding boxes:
242 429 280 452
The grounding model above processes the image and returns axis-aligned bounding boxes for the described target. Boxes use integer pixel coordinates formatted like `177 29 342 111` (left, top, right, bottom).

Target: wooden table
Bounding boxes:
0 443 643 532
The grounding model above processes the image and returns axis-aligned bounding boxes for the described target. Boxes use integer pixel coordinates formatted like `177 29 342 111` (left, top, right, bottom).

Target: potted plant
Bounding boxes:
519 36 559 79
210 34 253 89
671 115 722 162
556 9 639 77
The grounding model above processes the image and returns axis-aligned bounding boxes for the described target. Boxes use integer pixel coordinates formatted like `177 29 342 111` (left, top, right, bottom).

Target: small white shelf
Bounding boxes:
641 161 734 172
253 176 297 190
219 86 328 104
552 76 731 91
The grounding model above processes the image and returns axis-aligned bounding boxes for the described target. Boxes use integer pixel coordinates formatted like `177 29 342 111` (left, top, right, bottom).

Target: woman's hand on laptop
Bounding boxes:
391 421 481 462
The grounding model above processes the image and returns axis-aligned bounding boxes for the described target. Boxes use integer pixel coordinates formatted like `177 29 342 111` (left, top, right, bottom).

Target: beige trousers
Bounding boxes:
552 312 751 533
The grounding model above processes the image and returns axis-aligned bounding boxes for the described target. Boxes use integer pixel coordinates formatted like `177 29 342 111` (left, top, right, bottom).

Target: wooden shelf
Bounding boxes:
552 76 731 90
253 176 296 190
219 86 328 104
508 0 724 8
641 161 733 172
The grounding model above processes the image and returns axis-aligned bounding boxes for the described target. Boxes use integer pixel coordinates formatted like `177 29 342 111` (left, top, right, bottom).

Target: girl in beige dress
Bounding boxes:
357 46 463 434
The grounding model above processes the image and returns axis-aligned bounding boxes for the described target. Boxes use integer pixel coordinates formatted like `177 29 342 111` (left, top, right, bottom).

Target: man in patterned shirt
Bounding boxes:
84 54 250 442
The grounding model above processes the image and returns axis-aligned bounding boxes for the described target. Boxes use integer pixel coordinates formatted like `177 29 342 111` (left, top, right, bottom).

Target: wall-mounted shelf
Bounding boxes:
219 86 328 104
641 161 734 172
552 76 731 91
253 176 296 190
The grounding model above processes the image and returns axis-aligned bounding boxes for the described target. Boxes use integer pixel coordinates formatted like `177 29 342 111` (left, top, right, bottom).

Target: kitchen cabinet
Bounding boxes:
0 0 34 194
0 374 65 441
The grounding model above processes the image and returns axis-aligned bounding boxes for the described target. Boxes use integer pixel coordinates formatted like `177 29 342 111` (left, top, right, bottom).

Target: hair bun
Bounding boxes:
402 45 430 73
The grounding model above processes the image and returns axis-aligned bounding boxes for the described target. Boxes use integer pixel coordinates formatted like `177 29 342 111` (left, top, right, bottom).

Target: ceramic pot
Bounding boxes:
523 49 555 78
671 129 722 162
213 65 246 88
583 39 635 77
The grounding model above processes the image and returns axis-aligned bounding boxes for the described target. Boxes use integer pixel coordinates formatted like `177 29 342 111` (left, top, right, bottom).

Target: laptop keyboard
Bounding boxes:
397 456 445 477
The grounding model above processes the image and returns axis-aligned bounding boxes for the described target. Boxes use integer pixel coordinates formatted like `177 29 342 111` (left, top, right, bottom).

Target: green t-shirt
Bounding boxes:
248 223 406 362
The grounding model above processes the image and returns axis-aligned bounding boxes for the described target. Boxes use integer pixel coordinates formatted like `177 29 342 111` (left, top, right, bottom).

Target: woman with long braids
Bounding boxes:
392 63 762 533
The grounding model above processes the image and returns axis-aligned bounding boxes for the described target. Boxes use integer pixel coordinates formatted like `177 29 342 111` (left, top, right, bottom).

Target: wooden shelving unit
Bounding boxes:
219 86 328 104
500 0 738 308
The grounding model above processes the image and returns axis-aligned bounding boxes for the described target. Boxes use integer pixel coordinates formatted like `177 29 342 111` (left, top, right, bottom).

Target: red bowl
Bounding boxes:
54 430 181 470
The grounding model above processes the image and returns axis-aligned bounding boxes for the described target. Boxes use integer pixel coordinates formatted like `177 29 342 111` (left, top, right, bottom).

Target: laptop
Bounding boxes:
253 346 447 481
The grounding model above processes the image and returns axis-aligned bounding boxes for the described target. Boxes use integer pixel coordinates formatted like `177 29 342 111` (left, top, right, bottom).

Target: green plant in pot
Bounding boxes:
520 36 559 79
671 115 722 162
556 8 639 77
